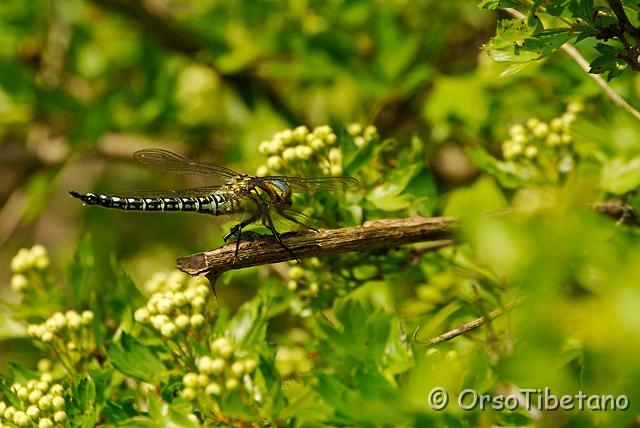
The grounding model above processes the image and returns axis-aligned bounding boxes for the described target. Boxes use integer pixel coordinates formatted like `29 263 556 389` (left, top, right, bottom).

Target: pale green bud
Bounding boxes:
346 123 362 136
134 308 150 324
549 117 564 132
190 314 205 328
81 310 94 324
160 322 177 338
288 265 305 280
175 314 190 330
10 274 29 293
205 382 222 396
53 411 67 422
183 372 198 388
191 296 206 310
532 122 549 139
292 125 309 141
195 284 210 297
363 125 378 140
28 390 43 403
197 373 209 387
39 418 54 428
526 118 540 130
181 387 196 401
230 362 245 377
50 384 64 397
26 405 40 420
156 298 174 314
17 387 29 400
295 145 313 159
524 146 538 159
243 359 257 373
38 395 52 410
225 378 239 391
13 410 30 426
545 132 561 146
38 358 52 372
258 140 272 155
151 314 169 330
310 138 325 151
210 358 225 374
353 136 366 148
282 147 296 161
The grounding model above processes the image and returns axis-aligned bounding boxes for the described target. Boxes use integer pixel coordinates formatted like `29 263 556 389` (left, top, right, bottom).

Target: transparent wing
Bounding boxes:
114 186 222 198
258 176 359 193
271 207 315 231
134 149 240 180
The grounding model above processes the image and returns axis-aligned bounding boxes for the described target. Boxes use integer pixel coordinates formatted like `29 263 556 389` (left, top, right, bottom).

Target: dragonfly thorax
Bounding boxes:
257 179 293 207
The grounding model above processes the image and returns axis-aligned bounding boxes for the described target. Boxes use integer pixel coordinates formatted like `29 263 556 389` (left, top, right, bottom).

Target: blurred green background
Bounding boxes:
3 0 625 288
2 0 640 425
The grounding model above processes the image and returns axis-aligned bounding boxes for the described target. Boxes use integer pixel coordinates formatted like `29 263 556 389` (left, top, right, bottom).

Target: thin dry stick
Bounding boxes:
413 296 528 347
504 8 640 122
177 216 458 288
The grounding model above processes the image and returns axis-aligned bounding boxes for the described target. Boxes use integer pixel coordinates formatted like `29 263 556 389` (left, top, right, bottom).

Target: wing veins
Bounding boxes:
134 149 240 180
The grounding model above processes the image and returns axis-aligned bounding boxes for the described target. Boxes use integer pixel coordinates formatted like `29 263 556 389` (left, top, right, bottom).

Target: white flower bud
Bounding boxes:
205 382 222 396
190 314 205 328
160 322 177 338
183 372 198 388
134 308 150 324
181 387 196 401
54 410 67 422
10 274 29 293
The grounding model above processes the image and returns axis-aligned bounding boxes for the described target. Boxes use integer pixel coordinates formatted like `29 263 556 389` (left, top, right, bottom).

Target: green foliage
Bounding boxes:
481 0 640 80
2 0 640 427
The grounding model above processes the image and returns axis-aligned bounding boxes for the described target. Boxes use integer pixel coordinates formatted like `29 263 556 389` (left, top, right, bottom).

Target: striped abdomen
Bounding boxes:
69 191 231 215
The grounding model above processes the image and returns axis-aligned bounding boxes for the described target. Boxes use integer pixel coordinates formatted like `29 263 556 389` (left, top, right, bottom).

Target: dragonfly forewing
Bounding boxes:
134 149 240 180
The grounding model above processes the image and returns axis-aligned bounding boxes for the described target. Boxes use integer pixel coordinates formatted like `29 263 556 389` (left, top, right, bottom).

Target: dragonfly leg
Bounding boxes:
263 214 300 263
224 217 258 263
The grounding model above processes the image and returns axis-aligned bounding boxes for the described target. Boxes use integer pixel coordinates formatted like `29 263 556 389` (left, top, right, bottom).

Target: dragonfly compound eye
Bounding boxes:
259 180 293 205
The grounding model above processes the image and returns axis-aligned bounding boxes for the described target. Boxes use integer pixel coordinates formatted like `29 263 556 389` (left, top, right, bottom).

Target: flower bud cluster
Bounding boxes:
285 263 320 296
501 101 582 167
181 337 258 403
10 245 51 294
346 123 378 149
257 124 366 177
27 310 94 354
285 257 355 299
275 345 313 379
0 361 67 428
134 270 210 338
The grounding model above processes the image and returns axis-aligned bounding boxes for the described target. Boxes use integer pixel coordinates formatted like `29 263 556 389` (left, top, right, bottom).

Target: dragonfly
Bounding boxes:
69 148 358 262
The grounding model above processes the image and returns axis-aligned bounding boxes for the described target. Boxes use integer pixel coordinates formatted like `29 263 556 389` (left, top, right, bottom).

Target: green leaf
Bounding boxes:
600 156 640 194
318 297 394 366
478 0 524 9
589 44 627 80
227 295 268 351
106 332 167 383
0 313 26 340
147 390 200 428
67 374 97 428
484 29 575 65
0 373 21 408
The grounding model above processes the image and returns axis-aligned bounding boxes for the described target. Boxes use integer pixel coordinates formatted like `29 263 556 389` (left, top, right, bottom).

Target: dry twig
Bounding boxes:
413 296 528 347
176 216 458 290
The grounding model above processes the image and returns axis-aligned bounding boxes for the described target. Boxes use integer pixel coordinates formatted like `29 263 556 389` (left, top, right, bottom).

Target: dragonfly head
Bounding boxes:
258 179 293 206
